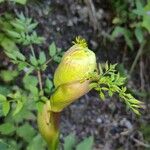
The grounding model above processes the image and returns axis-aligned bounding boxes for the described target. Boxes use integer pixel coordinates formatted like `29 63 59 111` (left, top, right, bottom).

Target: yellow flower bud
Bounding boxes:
50 37 96 112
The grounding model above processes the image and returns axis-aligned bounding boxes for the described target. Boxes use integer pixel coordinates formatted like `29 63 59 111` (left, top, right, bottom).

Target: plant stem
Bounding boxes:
45 58 53 65
129 41 146 75
37 70 43 92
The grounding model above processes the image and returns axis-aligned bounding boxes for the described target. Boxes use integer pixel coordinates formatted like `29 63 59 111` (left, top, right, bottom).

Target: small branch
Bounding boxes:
37 70 43 92
129 41 146 75
45 58 53 66
131 137 150 148
30 45 36 58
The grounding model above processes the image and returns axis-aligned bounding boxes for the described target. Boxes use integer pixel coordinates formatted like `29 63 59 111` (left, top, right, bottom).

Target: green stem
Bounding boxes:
37 101 60 150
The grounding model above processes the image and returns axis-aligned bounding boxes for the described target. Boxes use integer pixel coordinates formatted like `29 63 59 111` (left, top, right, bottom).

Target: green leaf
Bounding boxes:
0 123 15 135
142 1 150 32
0 70 19 82
5 30 20 38
29 85 39 98
30 55 38 66
1 37 19 52
76 136 94 150
0 94 6 102
134 27 144 43
2 101 10 116
0 0 4 3
39 51 46 65
64 133 76 150
36 101 44 113
27 22 38 32
53 55 62 63
23 75 38 90
17 123 36 143
49 42 56 57
10 0 27 5
27 134 46 150
45 78 53 91
13 100 23 116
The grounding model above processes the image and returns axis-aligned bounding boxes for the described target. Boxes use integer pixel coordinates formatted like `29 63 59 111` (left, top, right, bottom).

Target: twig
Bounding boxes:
45 58 53 65
140 57 145 91
129 41 146 75
37 70 43 92
84 0 98 31
131 137 150 148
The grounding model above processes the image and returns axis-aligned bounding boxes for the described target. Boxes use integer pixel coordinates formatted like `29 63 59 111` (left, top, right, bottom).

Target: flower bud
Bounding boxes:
50 37 96 112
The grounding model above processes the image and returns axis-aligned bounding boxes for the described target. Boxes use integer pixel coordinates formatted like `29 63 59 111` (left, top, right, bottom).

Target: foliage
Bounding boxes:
89 62 143 115
0 0 27 5
63 133 94 150
111 0 150 49
0 10 143 150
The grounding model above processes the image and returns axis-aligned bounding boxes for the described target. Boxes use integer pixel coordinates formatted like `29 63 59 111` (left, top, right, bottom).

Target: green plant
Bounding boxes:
63 133 94 150
110 0 150 74
0 13 142 150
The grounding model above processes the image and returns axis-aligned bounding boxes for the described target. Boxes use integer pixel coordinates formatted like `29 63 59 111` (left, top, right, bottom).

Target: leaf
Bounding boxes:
29 85 39 98
76 136 94 150
1 37 19 52
5 30 20 38
53 55 62 63
13 100 23 116
134 27 144 43
142 1 150 32
111 26 133 50
39 51 46 65
64 133 76 150
23 75 38 90
27 22 38 32
0 70 19 82
30 55 38 66
0 94 6 102
2 101 10 116
17 123 36 143
36 101 44 113
0 123 15 135
0 0 4 3
10 0 27 5
49 42 56 57
45 78 53 91
27 134 46 150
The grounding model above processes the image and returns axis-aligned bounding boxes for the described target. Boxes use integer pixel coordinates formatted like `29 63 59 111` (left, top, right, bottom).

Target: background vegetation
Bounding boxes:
0 0 150 150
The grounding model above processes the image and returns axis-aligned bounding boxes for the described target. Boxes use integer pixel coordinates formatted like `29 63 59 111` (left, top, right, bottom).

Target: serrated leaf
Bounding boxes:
53 55 62 63
135 27 144 43
10 21 25 31
39 51 46 65
49 42 56 57
76 136 94 150
17 123 36 143
0 123 15 135
27 22 38 32
13 100 23 116
142 1 150 32
45 78 53 91
2 101 10 116
10 0 27 5
36 101 44 113
0 94 6 102
5 30 20 38
99 92 105 100
0 70 19 82
64 133 76 150
30 55 38 66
